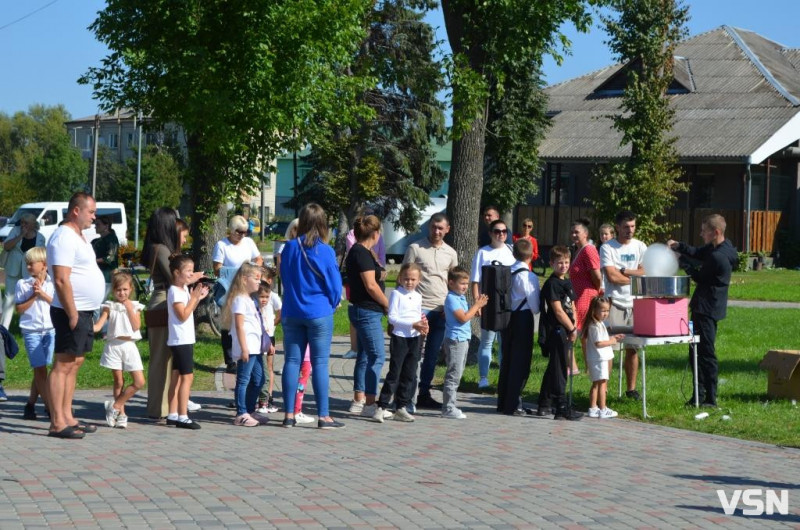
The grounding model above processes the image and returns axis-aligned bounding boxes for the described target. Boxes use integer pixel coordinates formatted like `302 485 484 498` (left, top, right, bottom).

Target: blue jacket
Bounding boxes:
279 236 341 319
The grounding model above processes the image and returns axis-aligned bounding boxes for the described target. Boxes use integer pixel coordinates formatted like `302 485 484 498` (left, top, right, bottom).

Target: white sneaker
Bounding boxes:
295 412 315 424
187 400 201 412
255 405 269 414
104 400 119 428
587 407 601 418
372 406 387 423
442 408 467 419
599 408 618 419
393 407 415 422
115 414 128 429
343 350 358 359
478 377 490 389
349 400 366 414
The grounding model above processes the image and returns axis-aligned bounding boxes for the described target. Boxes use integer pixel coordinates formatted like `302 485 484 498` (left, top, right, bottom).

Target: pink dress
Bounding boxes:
569 244 601 331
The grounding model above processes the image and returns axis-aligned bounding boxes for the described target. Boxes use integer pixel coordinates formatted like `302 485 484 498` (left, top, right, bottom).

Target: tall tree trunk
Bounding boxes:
186 133 228 272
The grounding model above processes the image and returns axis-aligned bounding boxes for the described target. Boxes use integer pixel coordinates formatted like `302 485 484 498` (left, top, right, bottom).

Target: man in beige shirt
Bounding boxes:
403 213 458 409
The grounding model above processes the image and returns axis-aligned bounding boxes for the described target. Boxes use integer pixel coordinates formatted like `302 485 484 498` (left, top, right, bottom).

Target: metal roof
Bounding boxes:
540 26 800 163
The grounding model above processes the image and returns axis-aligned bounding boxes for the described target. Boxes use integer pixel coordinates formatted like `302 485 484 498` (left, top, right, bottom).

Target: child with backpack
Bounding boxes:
536 246 582 420
496 239 540 415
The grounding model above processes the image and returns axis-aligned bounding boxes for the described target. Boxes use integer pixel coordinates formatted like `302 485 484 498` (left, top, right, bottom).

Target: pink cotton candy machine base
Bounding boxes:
633 297 690 337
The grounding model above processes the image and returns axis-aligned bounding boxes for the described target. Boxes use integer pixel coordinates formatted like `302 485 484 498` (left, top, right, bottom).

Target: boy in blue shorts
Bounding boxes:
441 267 488 419
14 247 55 420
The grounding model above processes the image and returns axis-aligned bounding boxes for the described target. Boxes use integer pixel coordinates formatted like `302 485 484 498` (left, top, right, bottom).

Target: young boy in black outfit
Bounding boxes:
537 246 583 420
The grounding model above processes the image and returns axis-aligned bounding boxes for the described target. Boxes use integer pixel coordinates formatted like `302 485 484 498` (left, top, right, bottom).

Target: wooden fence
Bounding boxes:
515 206 781 253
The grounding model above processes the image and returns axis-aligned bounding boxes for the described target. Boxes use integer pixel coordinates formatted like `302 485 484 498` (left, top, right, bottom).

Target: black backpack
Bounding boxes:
1 325 19 360
480 262 526 331
537 294 548 357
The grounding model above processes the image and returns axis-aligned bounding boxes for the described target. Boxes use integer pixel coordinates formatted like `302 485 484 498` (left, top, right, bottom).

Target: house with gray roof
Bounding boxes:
531 25 800 254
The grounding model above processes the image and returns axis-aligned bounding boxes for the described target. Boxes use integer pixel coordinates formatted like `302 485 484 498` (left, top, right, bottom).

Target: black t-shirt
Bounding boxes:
20 236 37 253
541 275 575 331
346 243 385 313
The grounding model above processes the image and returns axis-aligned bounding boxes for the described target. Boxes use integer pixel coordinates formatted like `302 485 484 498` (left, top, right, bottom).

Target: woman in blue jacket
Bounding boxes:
279 203 344 429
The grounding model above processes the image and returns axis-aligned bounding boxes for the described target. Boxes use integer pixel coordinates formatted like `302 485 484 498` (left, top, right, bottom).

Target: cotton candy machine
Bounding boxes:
631 244 691 336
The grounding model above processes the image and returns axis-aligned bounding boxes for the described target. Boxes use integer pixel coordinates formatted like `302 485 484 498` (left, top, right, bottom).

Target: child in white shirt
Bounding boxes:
582 296 625 419
166 254 209 430
256 269 282 413
373 263 429 423
94 271 145 429
14 247 54 421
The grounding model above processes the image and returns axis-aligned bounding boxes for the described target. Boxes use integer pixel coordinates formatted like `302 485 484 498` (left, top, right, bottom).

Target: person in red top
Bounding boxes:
568 218 603 375
512 218 539 269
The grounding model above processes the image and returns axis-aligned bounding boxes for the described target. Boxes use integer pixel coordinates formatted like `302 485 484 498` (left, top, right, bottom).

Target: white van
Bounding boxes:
382 196 448 262
0 202 128 245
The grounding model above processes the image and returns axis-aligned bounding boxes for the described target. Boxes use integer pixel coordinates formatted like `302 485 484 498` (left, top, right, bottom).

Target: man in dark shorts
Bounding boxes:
46 192 106 439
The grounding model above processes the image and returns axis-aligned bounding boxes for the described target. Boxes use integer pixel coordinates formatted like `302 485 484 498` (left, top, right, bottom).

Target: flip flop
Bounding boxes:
48 426 85 439
72 423 97 433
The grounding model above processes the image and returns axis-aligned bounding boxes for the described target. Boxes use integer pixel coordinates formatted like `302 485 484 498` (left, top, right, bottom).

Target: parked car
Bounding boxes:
263 221 291 237
0 216 8 229
0 201 128 244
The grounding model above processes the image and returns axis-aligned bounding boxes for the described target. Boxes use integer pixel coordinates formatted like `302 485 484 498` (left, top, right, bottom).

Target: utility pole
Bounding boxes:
91 114 100 195
135 111 143 248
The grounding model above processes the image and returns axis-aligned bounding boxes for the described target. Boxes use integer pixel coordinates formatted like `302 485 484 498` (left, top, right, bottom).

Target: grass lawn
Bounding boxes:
448 305 800 448
727 268 800 302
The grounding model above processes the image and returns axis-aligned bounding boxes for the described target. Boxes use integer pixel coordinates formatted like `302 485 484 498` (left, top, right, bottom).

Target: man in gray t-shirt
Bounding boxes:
403 213 458 409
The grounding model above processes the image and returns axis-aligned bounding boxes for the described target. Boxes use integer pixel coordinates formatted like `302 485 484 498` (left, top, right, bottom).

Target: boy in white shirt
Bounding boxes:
14 247 54 421
373 263 429 423
497 239 541 415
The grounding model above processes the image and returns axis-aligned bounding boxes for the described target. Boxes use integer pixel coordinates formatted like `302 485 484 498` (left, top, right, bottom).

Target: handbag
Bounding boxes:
254 297 272 353
143 245 169 328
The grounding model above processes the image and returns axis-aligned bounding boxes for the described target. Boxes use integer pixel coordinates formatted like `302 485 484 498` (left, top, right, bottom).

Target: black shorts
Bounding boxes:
51 307 95 356
170 344 194 375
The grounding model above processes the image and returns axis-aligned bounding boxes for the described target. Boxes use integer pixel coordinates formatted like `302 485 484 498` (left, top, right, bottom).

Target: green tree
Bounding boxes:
291 0 447 252
590 0 689 242
441 0 596 267
82 0 372 267
0 105 88 205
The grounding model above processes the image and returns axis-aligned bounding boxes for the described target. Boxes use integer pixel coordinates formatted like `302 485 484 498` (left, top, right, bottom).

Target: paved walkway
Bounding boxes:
2 337 800 528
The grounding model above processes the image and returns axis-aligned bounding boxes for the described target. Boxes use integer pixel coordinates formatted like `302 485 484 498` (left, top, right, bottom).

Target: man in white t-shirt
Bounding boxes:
46 192 106 439
599 210 647 400
471 219 515 389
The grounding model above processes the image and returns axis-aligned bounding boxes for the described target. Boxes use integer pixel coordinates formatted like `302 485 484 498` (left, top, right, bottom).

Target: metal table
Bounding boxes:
617 334 700 418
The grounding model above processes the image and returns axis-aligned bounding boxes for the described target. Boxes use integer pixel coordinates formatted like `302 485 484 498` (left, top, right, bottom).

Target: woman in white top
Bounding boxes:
212 215 263 373
2 213 46 329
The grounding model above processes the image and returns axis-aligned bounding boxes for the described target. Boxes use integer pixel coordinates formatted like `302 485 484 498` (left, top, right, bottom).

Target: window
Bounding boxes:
127 133 135 148
42 210 58 226
85 134 93 150
145 133 158 145
108 133 119 149
262 171 272 188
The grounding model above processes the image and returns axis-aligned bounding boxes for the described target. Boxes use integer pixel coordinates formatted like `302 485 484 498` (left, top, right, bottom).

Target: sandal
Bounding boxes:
48 426 85 439
72 423 97 433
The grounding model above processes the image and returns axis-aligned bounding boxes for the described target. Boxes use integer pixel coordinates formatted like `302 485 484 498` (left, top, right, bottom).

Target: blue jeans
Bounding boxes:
479 328 502 378
349 305 385 396
235 354 265 416
418 309 446 393
282 315 334 417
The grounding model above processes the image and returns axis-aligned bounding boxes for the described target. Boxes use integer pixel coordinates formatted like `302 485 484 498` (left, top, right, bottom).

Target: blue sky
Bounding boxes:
1 0 799 120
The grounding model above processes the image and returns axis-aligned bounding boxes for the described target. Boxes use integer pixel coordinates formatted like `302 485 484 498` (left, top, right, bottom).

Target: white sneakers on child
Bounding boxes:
295 412 315 424
442 408 467 419
349 399 366 414
588 407 618 419
187 400 201 412
104 400 119 428
115 415 128 429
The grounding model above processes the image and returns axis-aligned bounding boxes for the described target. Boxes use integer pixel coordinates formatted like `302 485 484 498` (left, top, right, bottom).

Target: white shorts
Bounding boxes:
100 340 144 372
588 358 611 382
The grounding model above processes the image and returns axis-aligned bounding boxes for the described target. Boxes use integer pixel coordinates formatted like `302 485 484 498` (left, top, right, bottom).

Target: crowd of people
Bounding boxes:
0 193 735 435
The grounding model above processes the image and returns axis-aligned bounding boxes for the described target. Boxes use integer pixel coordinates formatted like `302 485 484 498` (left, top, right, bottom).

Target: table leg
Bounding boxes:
693 339 699 408
641 347 647 419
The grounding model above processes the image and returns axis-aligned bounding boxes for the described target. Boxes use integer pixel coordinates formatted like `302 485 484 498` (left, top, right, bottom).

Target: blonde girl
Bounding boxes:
224 263 272 426
581 296 625 419
94 271 145 429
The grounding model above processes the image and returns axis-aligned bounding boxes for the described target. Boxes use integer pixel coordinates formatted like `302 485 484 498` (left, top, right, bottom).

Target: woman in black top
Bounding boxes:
346 215 389 419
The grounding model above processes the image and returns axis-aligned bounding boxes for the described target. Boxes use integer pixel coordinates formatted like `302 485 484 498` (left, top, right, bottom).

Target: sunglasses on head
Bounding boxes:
492 228 507 235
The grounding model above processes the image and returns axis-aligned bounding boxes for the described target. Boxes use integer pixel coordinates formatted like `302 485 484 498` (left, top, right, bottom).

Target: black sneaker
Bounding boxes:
175 420 201 430
282 418 296 428
534 405 554 417
685 397 704 407
701 401 718 409
416 393 441 409
23 402 37 420
554 408 583 421
318 419 345 430
225 363 237 374
625 390 641 400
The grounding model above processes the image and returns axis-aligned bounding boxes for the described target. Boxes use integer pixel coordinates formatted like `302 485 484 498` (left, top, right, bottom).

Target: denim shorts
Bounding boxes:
23 330 55 368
